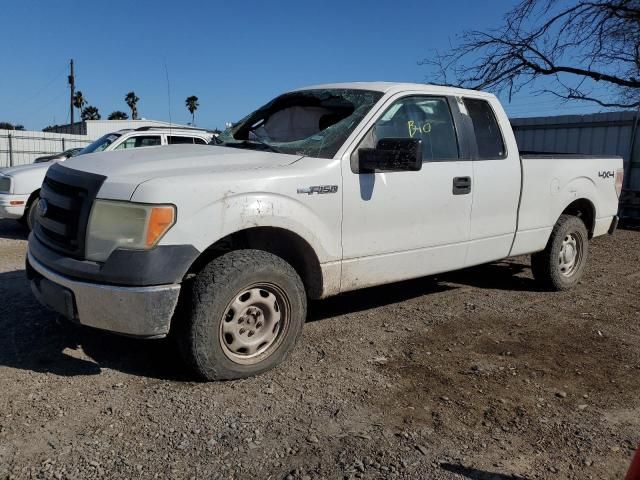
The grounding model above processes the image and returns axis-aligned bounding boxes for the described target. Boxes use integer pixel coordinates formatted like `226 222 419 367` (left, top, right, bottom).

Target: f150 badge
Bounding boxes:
297 185 339 195
598 171 615 179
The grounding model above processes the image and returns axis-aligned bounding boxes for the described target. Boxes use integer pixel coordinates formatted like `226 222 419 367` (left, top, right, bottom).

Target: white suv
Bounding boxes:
0 127 213 229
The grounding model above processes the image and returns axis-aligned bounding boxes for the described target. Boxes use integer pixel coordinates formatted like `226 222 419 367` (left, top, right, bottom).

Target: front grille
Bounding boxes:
35 164 106 259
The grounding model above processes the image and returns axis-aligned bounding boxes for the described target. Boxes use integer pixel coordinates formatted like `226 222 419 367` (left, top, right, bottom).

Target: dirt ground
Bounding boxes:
0 219 638 480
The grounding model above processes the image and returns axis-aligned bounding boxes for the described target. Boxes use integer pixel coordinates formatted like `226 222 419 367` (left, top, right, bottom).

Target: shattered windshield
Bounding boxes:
216 89 383 159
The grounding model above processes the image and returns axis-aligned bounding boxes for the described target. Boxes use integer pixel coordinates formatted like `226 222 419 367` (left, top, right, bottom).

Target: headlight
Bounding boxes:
85 200 176 262
0 175 12 193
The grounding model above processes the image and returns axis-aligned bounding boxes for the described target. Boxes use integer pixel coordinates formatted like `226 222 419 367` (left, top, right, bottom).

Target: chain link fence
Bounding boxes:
0 130 92 168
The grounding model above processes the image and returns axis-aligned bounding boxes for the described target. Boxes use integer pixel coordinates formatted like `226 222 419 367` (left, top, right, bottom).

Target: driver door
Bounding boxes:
340 94 473 292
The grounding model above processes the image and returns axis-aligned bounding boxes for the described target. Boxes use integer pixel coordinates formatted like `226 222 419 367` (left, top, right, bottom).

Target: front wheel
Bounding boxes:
176 249 307 381
25 196 41 231
531 214 589 291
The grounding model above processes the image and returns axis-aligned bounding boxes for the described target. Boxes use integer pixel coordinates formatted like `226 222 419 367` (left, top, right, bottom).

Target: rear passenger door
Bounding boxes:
340 94 473 291
461 96 521 265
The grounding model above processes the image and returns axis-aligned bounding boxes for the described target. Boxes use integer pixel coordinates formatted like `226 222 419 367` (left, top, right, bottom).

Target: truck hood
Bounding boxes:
61 144 304 200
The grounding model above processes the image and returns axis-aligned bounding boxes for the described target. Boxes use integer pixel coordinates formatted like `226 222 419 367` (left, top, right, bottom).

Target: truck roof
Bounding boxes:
292 81 495 99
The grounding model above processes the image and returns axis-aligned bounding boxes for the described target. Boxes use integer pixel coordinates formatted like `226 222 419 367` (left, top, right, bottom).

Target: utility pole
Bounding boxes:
68 59 75 131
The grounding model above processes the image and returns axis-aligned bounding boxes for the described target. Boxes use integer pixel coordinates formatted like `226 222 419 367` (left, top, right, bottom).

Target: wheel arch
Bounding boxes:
25 188 40 210
560 198 596 238
186 226 325 299
20 189 41 225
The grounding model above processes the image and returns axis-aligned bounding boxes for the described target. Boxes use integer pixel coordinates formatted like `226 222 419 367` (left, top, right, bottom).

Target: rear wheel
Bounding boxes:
176 249 306 381
531 214 589 291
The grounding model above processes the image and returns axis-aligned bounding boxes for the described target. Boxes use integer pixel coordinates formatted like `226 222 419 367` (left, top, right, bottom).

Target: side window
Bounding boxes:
462 98 505 159
354 96 459 163
115 135 161 150
168 136 204 145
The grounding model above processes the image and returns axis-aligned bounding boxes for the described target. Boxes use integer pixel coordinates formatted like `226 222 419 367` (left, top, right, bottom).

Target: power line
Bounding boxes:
1 64 68 116
15 88 69 123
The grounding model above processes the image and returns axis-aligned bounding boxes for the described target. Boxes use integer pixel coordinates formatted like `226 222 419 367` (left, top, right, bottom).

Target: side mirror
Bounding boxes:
358 138 422 173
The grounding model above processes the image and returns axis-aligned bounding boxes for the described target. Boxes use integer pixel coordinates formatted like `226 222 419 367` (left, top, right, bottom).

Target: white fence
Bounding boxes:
0 130 93 168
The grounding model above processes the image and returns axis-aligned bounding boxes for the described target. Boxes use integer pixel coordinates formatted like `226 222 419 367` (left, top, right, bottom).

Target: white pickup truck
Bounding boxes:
26 82 623 380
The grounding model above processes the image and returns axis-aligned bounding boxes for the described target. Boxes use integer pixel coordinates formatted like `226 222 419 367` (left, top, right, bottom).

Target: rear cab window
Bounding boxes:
462 98 506 159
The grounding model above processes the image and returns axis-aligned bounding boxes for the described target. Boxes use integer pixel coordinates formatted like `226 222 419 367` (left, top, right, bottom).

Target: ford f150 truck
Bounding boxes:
26 82 623 380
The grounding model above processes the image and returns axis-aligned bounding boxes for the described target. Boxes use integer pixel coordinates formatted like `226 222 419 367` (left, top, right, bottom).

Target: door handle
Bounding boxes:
452 176 471 195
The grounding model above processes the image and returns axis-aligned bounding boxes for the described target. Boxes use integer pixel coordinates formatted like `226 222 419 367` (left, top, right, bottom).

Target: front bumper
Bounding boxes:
0 193 29 219
27 250 181 338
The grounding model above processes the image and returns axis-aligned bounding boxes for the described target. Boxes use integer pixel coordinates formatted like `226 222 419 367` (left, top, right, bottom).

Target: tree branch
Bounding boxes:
423 0 640 109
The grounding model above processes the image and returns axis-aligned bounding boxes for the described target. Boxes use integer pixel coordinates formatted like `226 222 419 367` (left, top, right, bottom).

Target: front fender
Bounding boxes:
4 164 49 195
160 191 342 264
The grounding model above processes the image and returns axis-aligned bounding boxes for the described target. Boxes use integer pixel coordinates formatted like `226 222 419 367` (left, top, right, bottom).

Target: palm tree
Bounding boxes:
72 91 87 123
81 106 101 120
125 91 139 120
108 111 129 120
185 95 199 125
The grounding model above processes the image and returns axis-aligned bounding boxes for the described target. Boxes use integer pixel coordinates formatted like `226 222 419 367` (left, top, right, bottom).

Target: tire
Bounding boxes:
176 249 307 381
25 196 40 231
531 214 589 291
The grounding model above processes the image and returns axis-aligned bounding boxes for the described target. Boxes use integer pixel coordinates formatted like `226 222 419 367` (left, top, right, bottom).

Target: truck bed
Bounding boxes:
510 153 623 256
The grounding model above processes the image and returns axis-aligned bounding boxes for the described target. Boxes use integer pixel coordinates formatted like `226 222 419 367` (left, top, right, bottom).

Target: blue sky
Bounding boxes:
0 0 610 131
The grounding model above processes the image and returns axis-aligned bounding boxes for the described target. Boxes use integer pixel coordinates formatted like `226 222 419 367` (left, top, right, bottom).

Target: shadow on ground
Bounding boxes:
0 219 28 240
438 260 541 293
440 463 527 480
309 259 538 322
0 268 191 381
308 276 456 322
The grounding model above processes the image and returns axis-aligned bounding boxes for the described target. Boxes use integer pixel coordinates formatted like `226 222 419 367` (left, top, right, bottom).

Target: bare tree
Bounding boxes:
422 0 640 108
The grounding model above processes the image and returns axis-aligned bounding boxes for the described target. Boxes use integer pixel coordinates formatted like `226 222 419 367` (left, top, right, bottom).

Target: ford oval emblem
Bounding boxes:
37 198 48 218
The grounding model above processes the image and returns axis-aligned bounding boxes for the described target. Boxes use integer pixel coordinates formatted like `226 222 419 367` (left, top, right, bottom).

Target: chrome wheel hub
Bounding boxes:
219 285 287 364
